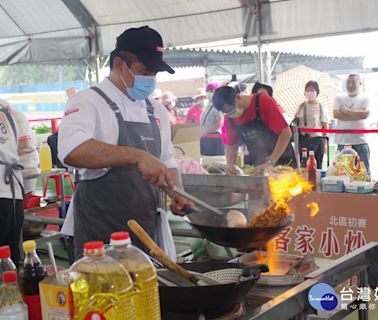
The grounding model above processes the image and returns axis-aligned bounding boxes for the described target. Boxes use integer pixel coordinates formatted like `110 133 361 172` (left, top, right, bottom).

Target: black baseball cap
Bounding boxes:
113 26 174 74
251 82 273 97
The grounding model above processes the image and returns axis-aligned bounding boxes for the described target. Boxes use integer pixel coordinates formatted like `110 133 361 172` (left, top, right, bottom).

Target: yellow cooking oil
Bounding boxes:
69 241 136 320
106 232 161 320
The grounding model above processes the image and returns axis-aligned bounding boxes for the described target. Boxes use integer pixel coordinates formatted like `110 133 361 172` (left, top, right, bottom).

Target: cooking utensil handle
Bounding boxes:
127 219 199 285
162 184 224 216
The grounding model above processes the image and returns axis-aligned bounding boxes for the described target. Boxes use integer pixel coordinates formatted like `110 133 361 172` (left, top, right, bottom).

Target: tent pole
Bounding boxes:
255 0 262 82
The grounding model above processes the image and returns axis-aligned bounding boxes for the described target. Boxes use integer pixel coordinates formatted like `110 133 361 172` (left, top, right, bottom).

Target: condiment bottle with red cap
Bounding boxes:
106 231 161 320
69 240 136 320
0 245 16 284
0 271 28 319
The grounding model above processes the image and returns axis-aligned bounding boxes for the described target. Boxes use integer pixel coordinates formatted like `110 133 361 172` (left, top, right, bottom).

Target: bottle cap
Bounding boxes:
309 150 315 156
2 271 17 284
84 241 104 251
301 148 307 152
23 240 36 252
0 245 11 259
110 232 131 246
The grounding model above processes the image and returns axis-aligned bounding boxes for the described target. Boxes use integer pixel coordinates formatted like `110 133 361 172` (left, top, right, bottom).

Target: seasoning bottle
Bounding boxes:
19 240 46 320
39 141 52 172
0 246 16 284
0 271 28 320
300 147 308 168
307 150 317 190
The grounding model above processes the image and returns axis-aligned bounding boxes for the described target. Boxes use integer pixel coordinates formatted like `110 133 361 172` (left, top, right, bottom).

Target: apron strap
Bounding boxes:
255 93 261 121
0 107 25 220
90 87 121 114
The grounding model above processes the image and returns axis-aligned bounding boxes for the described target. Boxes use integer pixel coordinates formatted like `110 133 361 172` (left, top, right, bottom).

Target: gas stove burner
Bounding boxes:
161 303 244 320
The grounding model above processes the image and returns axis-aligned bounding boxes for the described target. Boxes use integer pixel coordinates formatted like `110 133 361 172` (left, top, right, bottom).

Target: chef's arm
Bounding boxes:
168 167 183 188
226 144 238 166
65 139 147 168
269 127 292 164
65 139 173 188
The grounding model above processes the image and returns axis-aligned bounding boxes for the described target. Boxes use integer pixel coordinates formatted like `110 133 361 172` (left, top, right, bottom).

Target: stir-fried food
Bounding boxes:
248 201 289 227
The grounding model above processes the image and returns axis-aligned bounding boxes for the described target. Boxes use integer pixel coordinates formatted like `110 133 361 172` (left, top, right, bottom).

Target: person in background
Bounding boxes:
213 86 296 174
199 83 225 156
185 88 208 124
228 81 248 95
150 88 163 103
294 81 329 169
58 26 190 259
162 91 177 125
0 99 34 267
333 74 371 176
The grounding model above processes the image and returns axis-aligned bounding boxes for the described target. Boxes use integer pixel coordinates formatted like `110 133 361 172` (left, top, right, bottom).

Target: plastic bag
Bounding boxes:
156 208 176 262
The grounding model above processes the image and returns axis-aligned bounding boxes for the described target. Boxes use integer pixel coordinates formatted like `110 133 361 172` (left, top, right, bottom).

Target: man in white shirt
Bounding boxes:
0 100 30 267
333 74 371 175
58 26 190 258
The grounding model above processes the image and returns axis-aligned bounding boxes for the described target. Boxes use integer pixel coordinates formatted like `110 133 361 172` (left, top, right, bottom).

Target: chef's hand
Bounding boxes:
255 162 273 171
226 165 243 176
170 195 194 216
136 152 174 188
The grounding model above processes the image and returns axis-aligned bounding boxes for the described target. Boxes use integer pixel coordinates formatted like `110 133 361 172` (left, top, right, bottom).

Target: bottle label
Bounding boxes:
24 294 42 320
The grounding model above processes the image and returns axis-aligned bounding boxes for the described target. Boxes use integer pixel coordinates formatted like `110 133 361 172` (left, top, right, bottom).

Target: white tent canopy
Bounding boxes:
0 0 377 65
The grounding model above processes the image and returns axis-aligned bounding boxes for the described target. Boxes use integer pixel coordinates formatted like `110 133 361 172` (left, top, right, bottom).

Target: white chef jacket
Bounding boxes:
0 100 26 200
58 77 178 179
58 78 179 236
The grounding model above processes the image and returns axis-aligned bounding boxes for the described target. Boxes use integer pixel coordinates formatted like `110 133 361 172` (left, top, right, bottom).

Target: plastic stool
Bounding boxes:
43 172 75 200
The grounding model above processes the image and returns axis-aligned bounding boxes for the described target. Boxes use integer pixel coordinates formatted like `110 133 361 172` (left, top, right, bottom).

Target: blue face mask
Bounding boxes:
121 63 156 101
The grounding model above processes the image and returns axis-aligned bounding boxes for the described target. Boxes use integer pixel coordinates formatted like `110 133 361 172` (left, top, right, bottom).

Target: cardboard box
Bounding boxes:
171 123 203 162
39 271 70 320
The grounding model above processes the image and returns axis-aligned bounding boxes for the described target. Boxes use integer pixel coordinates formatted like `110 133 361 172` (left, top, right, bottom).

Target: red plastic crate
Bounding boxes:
23 194 41 209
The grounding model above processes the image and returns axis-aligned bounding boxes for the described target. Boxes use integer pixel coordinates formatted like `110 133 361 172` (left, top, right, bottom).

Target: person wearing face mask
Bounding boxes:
58 26 191 259
294 81 329 169
185 88 208 124
212 86 296 174
162 91 177 125
199 83 225 156
333 74 371 176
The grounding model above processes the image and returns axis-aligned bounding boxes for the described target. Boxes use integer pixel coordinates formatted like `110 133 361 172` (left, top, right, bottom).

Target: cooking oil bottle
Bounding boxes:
69 241 136 320
106 231 161 320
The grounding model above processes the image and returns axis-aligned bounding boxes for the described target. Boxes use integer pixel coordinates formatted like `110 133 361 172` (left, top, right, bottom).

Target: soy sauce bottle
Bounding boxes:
19 240 46 320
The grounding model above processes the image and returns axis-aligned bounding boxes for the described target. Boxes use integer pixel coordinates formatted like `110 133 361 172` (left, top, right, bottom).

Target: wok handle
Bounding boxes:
182 205 199 215
127 219 199 285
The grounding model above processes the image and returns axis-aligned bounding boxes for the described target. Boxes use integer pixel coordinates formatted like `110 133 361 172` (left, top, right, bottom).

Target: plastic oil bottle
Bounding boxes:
39 141 52 172
0 246 17 284
0 271 28 320
106 232 161 320
69 241 136 320
338 144 360 177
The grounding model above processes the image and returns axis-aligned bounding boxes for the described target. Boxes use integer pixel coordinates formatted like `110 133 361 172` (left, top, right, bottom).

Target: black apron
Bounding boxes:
0 107 25 212
230 94 296 167
73 87 161 258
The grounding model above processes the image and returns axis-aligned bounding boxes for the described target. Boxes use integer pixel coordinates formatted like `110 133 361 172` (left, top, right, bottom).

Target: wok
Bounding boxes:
159 262 267 315
183 207 293 249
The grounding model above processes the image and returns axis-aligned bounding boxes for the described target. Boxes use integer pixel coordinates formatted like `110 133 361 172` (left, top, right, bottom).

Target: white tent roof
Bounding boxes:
0 0 377 65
